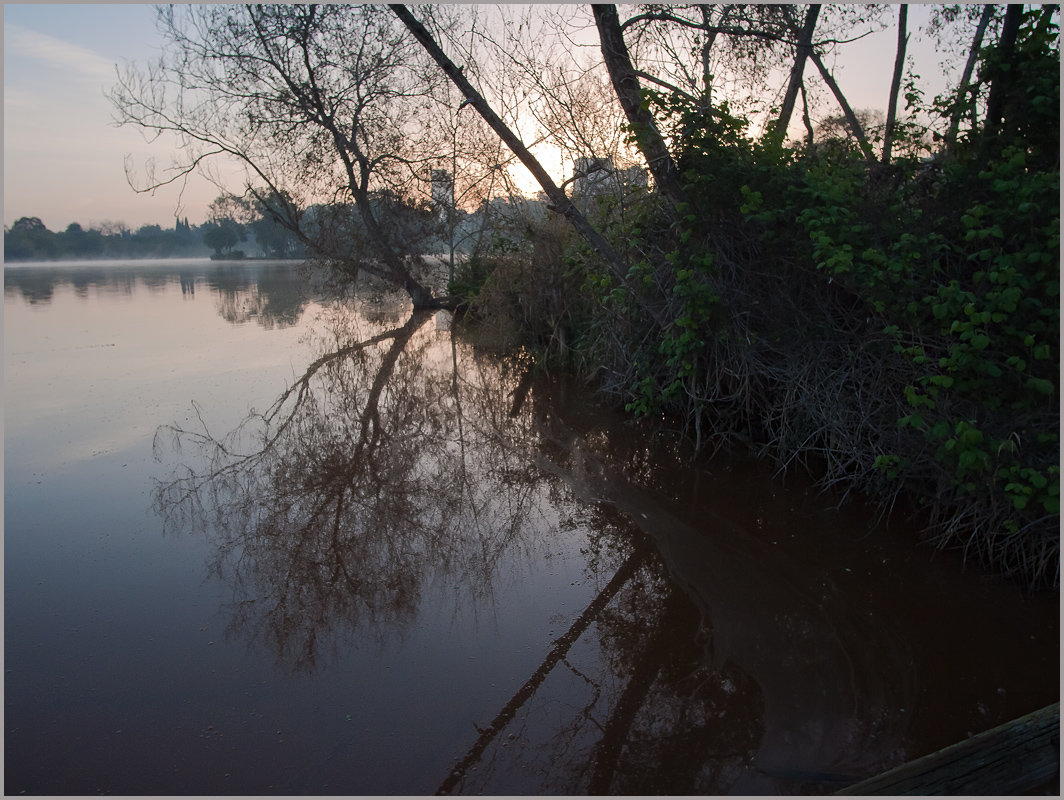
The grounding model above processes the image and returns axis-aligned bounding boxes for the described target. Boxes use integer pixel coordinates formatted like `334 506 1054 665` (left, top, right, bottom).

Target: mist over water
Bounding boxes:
4 259 1057 795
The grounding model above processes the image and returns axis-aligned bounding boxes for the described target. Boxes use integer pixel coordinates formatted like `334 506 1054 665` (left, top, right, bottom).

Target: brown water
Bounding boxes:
4 259 1058 794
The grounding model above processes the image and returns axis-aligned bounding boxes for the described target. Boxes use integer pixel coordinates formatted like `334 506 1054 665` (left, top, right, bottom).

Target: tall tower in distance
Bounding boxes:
431 169 454 221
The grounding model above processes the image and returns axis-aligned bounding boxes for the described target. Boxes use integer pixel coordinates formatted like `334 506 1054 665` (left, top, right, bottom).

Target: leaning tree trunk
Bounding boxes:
592 4 688 210
773 4 821 142
945 5 995 152
881 5 909 165
809 48 877 164
389 4 664 323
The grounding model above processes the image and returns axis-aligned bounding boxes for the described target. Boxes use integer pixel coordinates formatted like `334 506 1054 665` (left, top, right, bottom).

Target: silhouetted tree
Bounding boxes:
112 4 454 307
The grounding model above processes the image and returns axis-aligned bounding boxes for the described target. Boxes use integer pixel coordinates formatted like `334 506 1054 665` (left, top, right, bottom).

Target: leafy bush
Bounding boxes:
559 7 1059 587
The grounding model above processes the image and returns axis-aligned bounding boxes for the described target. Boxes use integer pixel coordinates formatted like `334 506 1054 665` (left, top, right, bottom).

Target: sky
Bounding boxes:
4 4 956 234
3 4 226 231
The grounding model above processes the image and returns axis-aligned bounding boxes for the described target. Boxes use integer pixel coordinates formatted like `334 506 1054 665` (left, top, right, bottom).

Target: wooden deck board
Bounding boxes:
837 702 1059 795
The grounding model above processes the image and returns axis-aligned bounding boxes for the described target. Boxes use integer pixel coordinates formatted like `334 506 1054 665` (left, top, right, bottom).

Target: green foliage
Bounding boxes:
558 8 1059 587
448 254 497 301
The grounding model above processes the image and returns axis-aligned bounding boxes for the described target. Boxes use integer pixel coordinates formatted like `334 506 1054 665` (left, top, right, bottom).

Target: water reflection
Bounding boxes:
210 264 312 327
153 306 558 670
8 261 1053 795
4 260 313 329
153 298 925 794
449 376 917 794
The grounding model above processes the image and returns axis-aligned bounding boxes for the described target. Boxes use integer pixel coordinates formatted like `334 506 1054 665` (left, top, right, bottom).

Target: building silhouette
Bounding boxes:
572 156 647 209
430 170 454 221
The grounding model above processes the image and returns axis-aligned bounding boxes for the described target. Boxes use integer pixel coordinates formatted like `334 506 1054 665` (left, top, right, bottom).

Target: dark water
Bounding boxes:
4 259 1058 795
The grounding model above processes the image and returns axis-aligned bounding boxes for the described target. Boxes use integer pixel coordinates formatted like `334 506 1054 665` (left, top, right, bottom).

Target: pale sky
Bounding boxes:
4 3 955 234
3 4 226 231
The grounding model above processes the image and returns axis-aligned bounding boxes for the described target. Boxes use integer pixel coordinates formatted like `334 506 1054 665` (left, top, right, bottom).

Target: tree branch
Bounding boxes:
808 49 877 164
773 4 821 141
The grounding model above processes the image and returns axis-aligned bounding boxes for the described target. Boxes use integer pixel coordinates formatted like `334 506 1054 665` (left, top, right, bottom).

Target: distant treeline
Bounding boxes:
4 214 306 262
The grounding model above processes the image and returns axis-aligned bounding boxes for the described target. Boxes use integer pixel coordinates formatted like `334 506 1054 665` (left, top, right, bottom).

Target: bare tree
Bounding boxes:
617 4 796 122
112 4 456 308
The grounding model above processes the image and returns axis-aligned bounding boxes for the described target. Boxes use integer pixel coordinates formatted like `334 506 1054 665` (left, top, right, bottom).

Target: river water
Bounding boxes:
4 259 1058 794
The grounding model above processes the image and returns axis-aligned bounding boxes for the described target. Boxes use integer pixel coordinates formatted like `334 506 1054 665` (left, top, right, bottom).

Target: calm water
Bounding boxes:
4 259 1058 794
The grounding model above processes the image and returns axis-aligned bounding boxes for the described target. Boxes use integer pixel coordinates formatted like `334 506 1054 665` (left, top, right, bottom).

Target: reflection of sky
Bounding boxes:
3 262 316 476
5 4 955 230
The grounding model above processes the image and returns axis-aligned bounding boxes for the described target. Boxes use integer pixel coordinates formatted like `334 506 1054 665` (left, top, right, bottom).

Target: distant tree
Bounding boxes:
173 216 197 248
11 216 48 233
96 220 130 237
129 224 166 257
202 219 244 257
5 217 58 260
814 108 886 154
59 222 104 258
249 191 302 258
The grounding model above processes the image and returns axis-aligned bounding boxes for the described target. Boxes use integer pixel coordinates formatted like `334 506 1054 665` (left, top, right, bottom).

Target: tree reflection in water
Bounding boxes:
154 301 557 670
154 298 915 794
465 382 919 795
210 264 315 328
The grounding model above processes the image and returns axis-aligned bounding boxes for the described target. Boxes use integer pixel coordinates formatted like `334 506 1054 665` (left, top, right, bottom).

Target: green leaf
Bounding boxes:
1027 377 1055 395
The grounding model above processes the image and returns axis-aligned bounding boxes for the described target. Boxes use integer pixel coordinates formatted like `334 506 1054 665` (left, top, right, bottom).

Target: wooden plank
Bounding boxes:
837 702 1059 795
